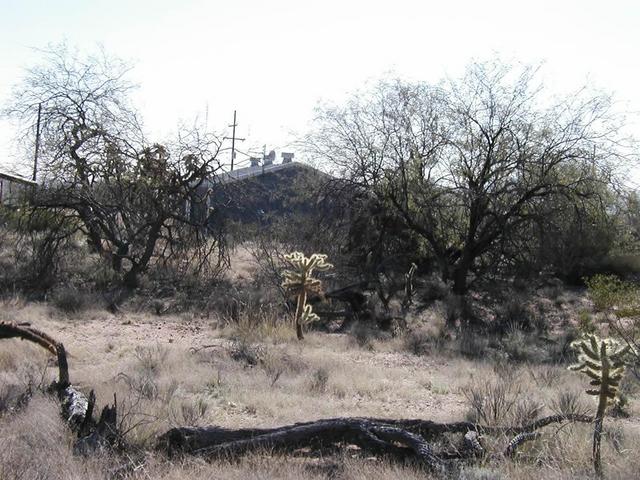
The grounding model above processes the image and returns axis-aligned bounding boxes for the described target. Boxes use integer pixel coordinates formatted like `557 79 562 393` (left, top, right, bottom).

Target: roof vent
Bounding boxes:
281 152 294 164
264 150 276 166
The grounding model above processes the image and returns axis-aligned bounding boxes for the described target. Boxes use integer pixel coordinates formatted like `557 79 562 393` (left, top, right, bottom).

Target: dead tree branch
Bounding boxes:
157 413 592 471
0 321 119 452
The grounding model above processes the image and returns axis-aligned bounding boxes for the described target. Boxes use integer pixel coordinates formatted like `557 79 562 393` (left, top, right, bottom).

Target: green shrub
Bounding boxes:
496 296 534 332
501 326 538 362
585 274 637 312
403 329 433 356
51 286 94 313
577 309 596 334
349 322 377 350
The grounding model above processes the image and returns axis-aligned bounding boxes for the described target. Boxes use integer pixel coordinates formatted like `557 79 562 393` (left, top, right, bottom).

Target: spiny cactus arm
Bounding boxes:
300 304 320 325
282 270 304 292
308 253 333 273
284 252 314 272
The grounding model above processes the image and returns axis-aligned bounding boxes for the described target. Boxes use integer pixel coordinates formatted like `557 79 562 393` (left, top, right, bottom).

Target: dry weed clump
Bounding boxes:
402 327 448 356
216 287 294 343
550 391 592 417
463 378 525 426
456 329 490 359
308 367 330 393
0 395 112 480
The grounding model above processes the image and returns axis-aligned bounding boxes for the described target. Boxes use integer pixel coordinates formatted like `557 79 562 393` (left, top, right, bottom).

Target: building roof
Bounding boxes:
0 170 37 186
218 161 300 183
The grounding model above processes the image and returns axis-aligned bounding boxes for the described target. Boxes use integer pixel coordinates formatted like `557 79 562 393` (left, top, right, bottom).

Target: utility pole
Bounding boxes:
262 144 266 175
33 103 42 182
223 110 245 171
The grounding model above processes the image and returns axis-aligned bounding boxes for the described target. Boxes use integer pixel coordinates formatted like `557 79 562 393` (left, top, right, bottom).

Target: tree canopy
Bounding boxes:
307 61 636 292
3 45 226 288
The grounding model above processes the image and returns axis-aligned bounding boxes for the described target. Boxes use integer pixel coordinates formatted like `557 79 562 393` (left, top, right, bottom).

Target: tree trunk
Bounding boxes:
295 291 307 340
452 264 469 294
112 243 129 273
592 416 603 477
123 267 140 289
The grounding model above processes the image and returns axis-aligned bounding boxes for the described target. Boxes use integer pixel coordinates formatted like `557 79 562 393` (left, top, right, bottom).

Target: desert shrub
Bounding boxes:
91 261 120 290
550 390 591 417
349 322 377 350
420 275 449 303
116 344 170 401
512 398 544 427
586 274 638 312
462 378 542 426
492 358 521 385
170 396 209 426
577 309 597 334
586 275 640 373
401 321 448 357
118 370 159 401
457 329 488 359
495 297 534 332
134 344 169 374
309 367 330 393
500 325 542 363
50 285 95 313
0 384 30 417
591 253 640 278
0 207 82 293
228 340 266 367
527 365 561 388
548 330 579 364
402 329 433 356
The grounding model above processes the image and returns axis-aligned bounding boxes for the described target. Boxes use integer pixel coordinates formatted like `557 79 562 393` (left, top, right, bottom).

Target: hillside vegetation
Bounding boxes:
1 47 639 479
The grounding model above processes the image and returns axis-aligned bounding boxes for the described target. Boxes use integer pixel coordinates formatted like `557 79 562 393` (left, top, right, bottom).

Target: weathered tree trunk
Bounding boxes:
452 261 470 294
123 267 140 289
158 417 447 473
157 413 592 470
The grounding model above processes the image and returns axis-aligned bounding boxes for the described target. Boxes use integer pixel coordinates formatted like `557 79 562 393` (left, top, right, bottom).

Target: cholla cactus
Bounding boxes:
282 252 333 340
569 334 634 477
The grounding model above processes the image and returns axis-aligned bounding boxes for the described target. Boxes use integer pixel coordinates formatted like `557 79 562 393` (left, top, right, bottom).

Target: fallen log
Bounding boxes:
158 417 447 473
157 413 592 471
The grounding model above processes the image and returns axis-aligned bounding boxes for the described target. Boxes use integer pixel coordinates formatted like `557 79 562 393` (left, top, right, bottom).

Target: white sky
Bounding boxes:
1 0 639 182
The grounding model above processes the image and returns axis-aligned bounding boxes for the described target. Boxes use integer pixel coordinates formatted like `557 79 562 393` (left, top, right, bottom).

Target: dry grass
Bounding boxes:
0 292 638 479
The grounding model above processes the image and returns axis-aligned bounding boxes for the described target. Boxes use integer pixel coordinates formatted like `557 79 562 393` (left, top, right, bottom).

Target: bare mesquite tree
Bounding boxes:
4 45 226 288
307 61 635 293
